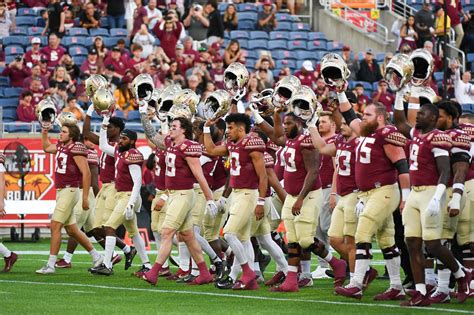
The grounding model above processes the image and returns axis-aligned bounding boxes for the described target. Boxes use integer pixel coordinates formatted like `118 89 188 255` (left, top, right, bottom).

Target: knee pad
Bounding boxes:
355 243 373 260
461 243 474 262
381 245 400 260
299 236 316 250
305 237 325 256
287 242 301 259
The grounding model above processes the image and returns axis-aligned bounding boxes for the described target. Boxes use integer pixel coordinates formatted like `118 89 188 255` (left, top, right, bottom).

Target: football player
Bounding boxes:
91 121 152 276
142 117 215 286
393 99 471 305
204 113 268 290
0 153 18 272
335 90 410 300
37 124 103 274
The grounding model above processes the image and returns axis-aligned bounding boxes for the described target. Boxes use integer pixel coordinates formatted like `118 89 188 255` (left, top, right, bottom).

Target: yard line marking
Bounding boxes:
0 280 472 314
71 290 95 294
0 291 10 294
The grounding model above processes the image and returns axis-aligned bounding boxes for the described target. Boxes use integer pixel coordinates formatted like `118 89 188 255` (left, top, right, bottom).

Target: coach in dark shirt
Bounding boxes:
414 1 435 47
357 49 382 83
42 0 65 37
204 0 224 44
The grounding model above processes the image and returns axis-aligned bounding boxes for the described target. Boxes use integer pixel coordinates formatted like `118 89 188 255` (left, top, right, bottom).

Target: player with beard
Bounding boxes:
393 100 471 305
204 113 268 290
254 110 347 292
142 117 216 286
91 121 152 276
0 153 18 272
37 124 103 274
307 115 360 284
84 110 136 270
335 91 410 300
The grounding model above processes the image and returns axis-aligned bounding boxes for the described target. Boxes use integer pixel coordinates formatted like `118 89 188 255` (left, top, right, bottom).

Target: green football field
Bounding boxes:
0 240 473 314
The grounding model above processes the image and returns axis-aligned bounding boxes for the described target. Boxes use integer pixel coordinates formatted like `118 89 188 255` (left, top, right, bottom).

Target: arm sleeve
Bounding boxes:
128 164 142 204
99 127 115 156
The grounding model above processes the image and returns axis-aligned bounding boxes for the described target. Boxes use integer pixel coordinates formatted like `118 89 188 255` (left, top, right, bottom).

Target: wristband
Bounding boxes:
408 103 420 110
257 199 265 206
394 93 404 111
401 188 410 202
452 183 465 192
330 192 337 196
254 111 264 125
450 192 462 209
337 92 348 104
203 126 211 134
86 104 95 117
159 194 169 201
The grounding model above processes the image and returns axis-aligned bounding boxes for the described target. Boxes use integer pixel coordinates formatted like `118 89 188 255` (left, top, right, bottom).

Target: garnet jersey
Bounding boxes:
274 146 285 181
87 148 99 166
355 125 407 192
408 129 452 186
264 151 275 197
212 156 227 191
459 123 474 180
154 148 166 191
164 137 202 190
226 135 266 189
446 128 472 186
114 147 144 192
334 134 358 196
55 142 88 189
99 142 116 184
283 133 322 196
201 145 219 189
319 135 337 188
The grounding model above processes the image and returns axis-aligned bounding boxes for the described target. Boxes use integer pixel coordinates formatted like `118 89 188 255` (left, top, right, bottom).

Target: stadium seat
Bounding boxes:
461 104 474 114
276 59 296 70
315 51 328 60
290 31 309 40
1 108 18 122
433 72 443 82
114 111 125 119
308 32 327 41
248 40 268 50
276 13 292 21
288 40 307 51
126 124 144 133
5 124 31 133
467 53 474 63
237 3 257 12
72 56 86 65
35 16 46 27
269 31 289 40
295 51 316 61
246 58 257 69
27 26 43 36
110 28 128 37
268 40 287 50
237 39 249 49
3 36 28 47
68 28 89 37
327 41 345 51
243 50 258 60
3 87 23 98
238 12 258 22
0 98 17 108
63 36 87 48
18 8 37 16
69 45 88 56
272 50 295 60
16 16 35 27
0 77 10 87
5 45 25 56
90 28 110 37
100 17 109 29
230 30 250 40
292 23 311 32
238 20 255 30
275 22 292 32
11 27 28 36
218 3 228 12
307 40 327 51
375 52 386 63
127 111 141 122
249 31 269 40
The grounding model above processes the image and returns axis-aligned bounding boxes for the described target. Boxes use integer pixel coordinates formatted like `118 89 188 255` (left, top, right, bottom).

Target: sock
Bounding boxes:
122 245 131 254
317 256 329 269
453 260 466 279
47 255 57 268
286 265 298 284
229 256 241 280
256 234 288 274
178 242 190 272
225 246 232 257
0 243 11 258
153 231 161 254
437 268 451 294
415 283 427 295
104 236 116 269
300 259 311 276
197 261 210 276
148 262 163 280
190 259 199 276
195 229 221 263
386 256 402 289
352 259 370 288
243 240 254 270
132 235 150 266
88 248 101 262
425 267 437 286
350 272 354 280
224 233 247 266
172 235 178 246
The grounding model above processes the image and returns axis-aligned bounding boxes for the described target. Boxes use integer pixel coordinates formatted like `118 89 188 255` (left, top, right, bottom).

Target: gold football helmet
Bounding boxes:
203 89 232 120
85 74 108 99
410 48 434 86
157 84 181 114
169 89 199 120
288 86 322 122
250 88 275 116
92 87 115 116
384 53 414 92
36 97 57 130
131 73 154 101
320 53 351 88
272 75 301 108
57 111 78 127
224 62 249 94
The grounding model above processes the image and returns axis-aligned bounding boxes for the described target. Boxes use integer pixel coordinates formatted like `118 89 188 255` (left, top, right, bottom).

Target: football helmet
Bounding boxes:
384 53 414 92
320 53 351 88
224 62 249 94
36 97 57 130
272 75 301 108
410 48 434 86
169 89 199 120
92 87 115 117
131 73 154 101
202 89 232 120
57 111 78 127
157 84 181 114
288 85 322 122
85 74 108 99
250 88 275 116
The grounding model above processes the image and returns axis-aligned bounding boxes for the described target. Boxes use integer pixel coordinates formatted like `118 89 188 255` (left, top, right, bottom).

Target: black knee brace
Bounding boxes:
461 243 474 262
355 243 372 260
381 245 400 260
307 237 325 256
287 242 301 259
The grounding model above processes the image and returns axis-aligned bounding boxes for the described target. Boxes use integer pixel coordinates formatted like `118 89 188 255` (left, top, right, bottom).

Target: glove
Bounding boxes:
217 196 227 214
124 202 134 220
249 102 264 125
232 87 247 102
425 196 441 217
355 199 365 217
102 115 110 126
159 115 169 134
86 104 95 117
306 111 319 128
138 100 148 114
205 200 218 218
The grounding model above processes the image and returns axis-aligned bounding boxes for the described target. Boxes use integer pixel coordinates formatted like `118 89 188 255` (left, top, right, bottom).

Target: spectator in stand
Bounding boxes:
341 45 359 81
399 15 418 51
209 55 225 89
438 0 469 48
92 36 108 64
42 0 66 37
202 81 216 101
69 0 84 18
40 32 66 70
186 74 203 95
5 0 15 30
223 4 238 32
62 96 85 121
203 0 224 44
128 43 146 76
0 4 12 40
167 1 183 20
257 57 274 86
49 65 75 95
102 64 120 90
160 59 185 86
105 0 126 29
461 11 474 53
145 0 162 30
294 60 318 88
276 66 291 81
17 91 37 123
353 83 370 114
64 10 75 29
130 0 149 39
414 1 435 48
24 37 43 69
75 73 89 104
80 2 101 29
114 76 136 116
423 40 442 72
357 49 382 83
60 53 80 81
452 61 474 106
247 75 259 102
50 82 68 111
276 0 298 15
115 38 131 58
104 46 129 78
371 80 395 113
182 36 200 66
27 77 46 107
37 9 48 28
256 69 272 90
314 77 329 108
175 42 192 74
257 0 277 33
133 24 156 59
153 16 182 60
183 2 209 43
434 4 450 54
1 56 30 88
81 48 102 75
255 51 275 71
38 57 52 80
23 64 49 89
223 39 245 67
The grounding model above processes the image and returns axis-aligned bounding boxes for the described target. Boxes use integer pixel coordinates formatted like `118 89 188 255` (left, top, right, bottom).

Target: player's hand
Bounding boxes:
124 202 134 220
292 197 303 216
82 198 90 211
306 111 319 128
205 119 217 127
425 197 440 217
154 197 166 211
329 194 337 211
255 204 264 220
217 196 227 213
205 200 218 218
86 104 95 117
232 87 247 102
138 100 148 114
102 115 110 126
447 194 461 217
355 199 364 217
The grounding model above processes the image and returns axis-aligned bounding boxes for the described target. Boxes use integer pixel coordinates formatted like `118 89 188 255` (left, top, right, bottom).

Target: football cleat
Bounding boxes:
90 263 114 276
335 284 363 299
2 252 18 273
168 255 179 267
456 268 472 303
297 274 314 288
373 287 405 301
189 273 214 285
36 264 55 275
331 259 347 288
232 279 259 290
362 267 378 290
312 266 331 279
265 271 286 287
400 291 431 307
54 258 72 269
159 267 171 277
176 274 197 284
133 265 151 278
259 254 271 274
270 278 299 292
167 268 189 281
215 275 235 289
213 261 225 281
92 255 104 268
142 271 158 286
111 254 122 266
429 290 450 304
124 247 137 271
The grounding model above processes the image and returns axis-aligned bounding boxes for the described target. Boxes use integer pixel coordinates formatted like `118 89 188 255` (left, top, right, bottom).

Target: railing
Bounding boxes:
446 42 466 72
296 0 314 28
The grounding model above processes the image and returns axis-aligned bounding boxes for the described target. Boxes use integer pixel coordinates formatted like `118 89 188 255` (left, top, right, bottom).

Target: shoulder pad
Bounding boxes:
125 149 144 164
301 134 315 148
244 136 266 151
264 151 274 168
183 141 202 157
430 131 453 149
87 149 99 165
383 127 407 147
267 140 279 152
71 142 88 156
459 123 474 141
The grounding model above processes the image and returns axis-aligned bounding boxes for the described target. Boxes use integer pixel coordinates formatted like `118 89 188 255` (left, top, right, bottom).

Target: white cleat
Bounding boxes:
311 266 331 279
36 265 55 274
92 255 104 268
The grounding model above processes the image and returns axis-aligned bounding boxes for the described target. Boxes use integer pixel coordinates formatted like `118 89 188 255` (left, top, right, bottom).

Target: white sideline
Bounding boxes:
0 280 471 314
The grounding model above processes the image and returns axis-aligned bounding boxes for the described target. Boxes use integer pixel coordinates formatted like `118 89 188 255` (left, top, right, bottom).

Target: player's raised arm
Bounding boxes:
41 128 57 153
393 89 413 139
307 115 337 157
203 121 228 156
74 155 91 210
99 116 115 157
139 102 167 150
83 105 100 145
337 90 362 136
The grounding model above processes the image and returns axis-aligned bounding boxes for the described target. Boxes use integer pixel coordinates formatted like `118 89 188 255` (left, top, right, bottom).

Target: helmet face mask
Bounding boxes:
92 87 115 117
384 53 414 92
36 98 57 129
272 75 301 108
320 53 350 88
131 74 154 101
157 84 181 114
289 86 321 122
223 62 249 95
251 88 275 116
